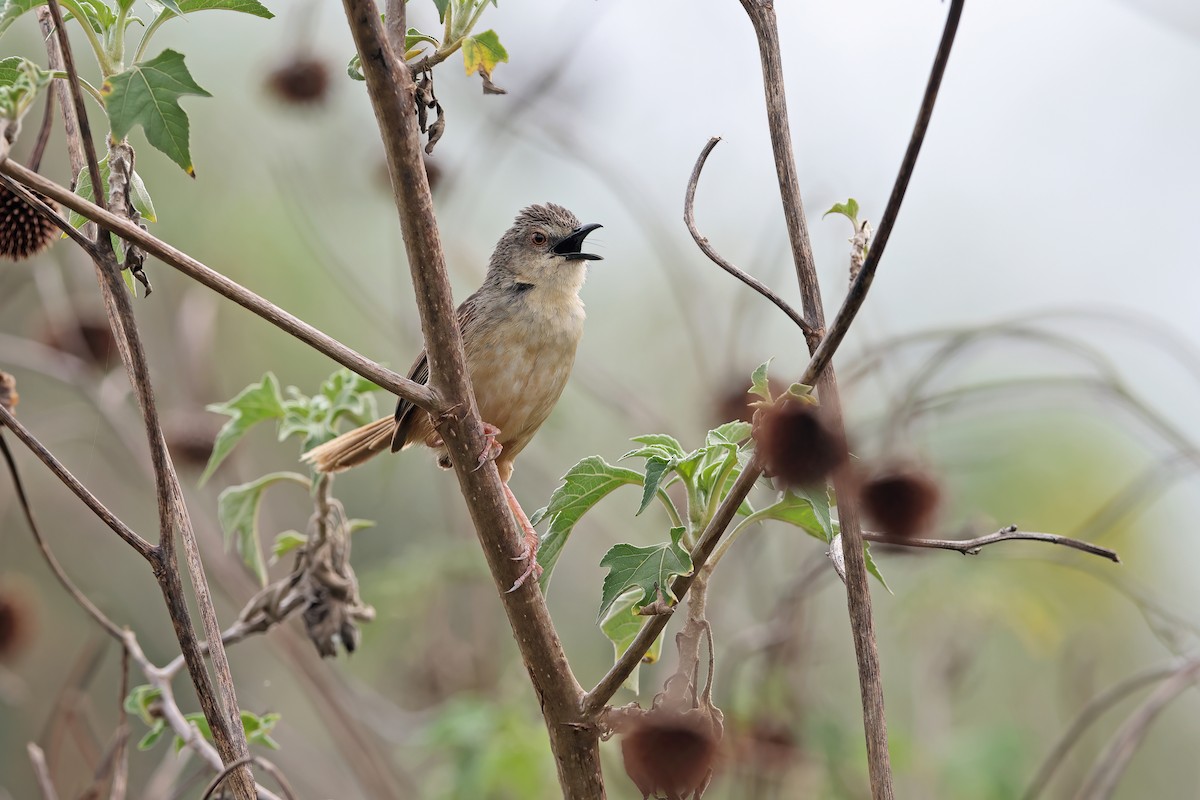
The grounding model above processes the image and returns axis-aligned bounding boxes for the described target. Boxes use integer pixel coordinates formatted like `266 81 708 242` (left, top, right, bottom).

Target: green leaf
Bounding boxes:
864 542 891 594
138 720 167 750
597 526 693 621
599 589 665 694
101 49 212 176
628 433 685 459
749 359 773 402
758 488 832 542
823 198 860 226
242 710 281 749
69 154 158 232
217 471 306 585
462 29 507 77
637 456 671 516
0 55 50 122
534 456 644 591
406 25 438 49
176 0 272 17
270 529 306 562
346 53 365 81
432 0 449 23
201 373 285 485
124 684 163 725
707 421 752 447
279 368 379 452
0 0 41 37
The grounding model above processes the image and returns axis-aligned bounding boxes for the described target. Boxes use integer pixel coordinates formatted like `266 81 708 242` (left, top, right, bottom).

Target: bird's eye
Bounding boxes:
531 231 548 246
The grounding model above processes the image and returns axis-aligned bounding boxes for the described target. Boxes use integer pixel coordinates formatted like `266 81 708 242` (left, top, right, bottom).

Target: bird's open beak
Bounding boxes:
553 223 603 261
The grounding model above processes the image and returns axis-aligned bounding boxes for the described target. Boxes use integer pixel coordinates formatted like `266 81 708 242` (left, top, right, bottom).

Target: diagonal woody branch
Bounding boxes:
0 159 439 414
340 2 603 797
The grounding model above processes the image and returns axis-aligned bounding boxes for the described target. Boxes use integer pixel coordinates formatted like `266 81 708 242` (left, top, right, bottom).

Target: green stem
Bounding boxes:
707 509 771 567
110 3 129 70
48 71 106 105
132 10 173 66
704 456 740 526
58 0 116 75
656 488 684 531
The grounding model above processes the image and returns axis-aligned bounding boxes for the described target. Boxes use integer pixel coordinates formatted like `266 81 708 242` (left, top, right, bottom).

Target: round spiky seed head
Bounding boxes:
860 462 941 540
266 55 331 106
753 400 847 489
621 709 719 800
0 183 58 261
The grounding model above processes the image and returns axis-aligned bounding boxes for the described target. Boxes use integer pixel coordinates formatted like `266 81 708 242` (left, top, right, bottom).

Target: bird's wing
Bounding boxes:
391 296 484 451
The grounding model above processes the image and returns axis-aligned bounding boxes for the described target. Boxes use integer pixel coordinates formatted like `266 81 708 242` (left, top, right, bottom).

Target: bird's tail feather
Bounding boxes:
301 416 395 473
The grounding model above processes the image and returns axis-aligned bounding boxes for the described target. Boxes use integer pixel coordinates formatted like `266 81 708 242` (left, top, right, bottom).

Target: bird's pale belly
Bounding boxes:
465 313 582 460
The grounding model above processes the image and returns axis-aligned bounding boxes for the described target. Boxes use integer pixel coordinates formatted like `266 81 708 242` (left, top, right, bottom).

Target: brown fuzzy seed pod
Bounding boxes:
753 400 847 489
860 463 941 540
266 55 331 105
0 584 37 663
621 710 719 800
0 184 58 261
0 371 16 414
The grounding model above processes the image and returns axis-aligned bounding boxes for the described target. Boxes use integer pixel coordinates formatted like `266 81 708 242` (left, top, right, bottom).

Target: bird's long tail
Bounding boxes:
301 416 395 473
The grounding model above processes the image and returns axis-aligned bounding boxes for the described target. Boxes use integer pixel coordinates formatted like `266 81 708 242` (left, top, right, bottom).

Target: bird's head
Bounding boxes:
489 203 602 293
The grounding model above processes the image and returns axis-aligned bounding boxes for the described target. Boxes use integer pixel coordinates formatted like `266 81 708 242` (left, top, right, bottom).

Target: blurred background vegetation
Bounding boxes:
3 0 1200 797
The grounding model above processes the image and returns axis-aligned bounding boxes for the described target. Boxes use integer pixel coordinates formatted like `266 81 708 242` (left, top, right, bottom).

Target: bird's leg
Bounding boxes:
502 481 543 592
476 422 503 469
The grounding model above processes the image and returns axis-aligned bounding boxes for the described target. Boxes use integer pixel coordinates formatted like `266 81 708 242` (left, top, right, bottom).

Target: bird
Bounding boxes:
302 203 602 589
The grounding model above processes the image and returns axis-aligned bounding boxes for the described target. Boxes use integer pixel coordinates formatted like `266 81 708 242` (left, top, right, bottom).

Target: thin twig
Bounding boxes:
683 136 814 337
44 0 110 258
200 756 297 800
1022 662 1179 800
862 525 1120 563
27 743 61 800
1075 657 1200 799
802 0 965 391
0 159 438 413
0 432 126 638
41 8 255 795
0 405 155 559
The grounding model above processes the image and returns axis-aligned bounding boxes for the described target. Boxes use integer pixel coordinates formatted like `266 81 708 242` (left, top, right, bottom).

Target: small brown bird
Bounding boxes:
303 203 602 588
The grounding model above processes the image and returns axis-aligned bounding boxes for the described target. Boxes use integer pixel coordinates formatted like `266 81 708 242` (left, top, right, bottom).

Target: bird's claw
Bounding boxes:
475 422 503 471
506 525 543 592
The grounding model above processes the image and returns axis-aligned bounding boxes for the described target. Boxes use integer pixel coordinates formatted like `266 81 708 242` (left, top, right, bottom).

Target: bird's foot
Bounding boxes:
507 523 544 592
475 422 503 470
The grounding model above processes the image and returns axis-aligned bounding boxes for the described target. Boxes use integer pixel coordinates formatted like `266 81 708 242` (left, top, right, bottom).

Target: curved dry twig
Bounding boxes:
684 137 814 337
0 405 155 560
862 525 1120 563
1022 662 1180 800
1075 657 1200 799
200 755 298 800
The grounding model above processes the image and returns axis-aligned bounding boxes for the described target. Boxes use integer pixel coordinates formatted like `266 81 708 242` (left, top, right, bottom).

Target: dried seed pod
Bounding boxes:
266 54 331 106
0 583 37 662
620 708 720 800
0 183 58 261
753 400 847 489
860 462 941 540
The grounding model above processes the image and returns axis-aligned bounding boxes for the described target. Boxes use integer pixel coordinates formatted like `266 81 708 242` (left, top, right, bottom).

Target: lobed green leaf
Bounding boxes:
102 49 211 176
749 359 773 402
534 456 643 591
217 472 307 585
201 373 285 485
597 526 693 621
462 28 507 77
